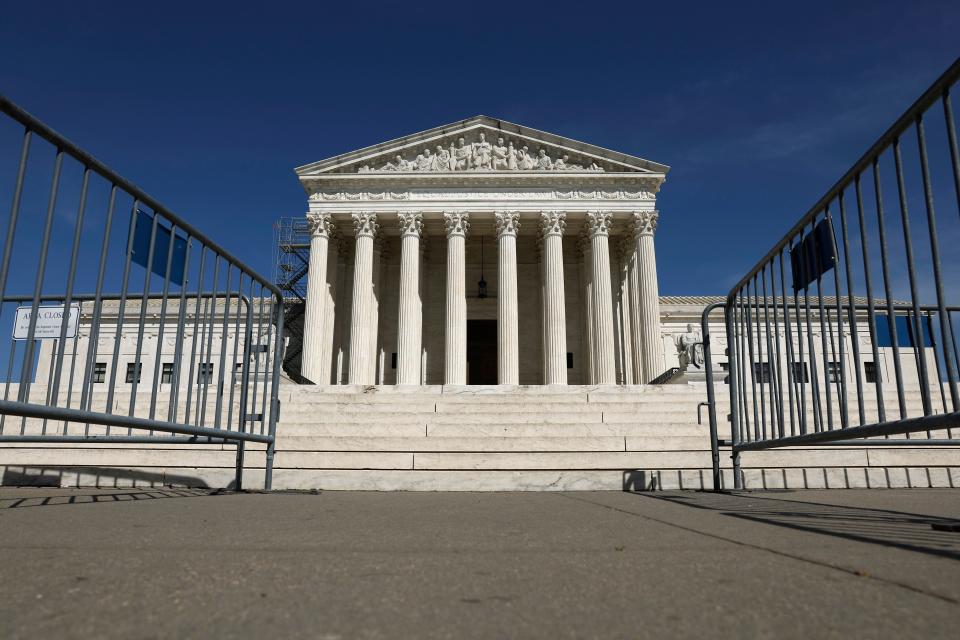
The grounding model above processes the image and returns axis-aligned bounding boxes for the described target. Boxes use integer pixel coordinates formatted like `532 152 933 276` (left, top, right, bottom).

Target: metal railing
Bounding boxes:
703 58 960 490
0 93 285 490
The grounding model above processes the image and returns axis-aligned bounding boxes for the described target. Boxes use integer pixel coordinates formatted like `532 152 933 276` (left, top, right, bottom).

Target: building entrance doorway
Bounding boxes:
467 319 497 384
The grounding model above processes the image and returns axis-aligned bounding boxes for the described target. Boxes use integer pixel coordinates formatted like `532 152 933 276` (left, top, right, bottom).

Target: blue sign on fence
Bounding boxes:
790 218 837 292
130 209 187 285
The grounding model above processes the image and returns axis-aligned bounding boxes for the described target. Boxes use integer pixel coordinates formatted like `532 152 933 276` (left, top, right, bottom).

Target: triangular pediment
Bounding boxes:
295 116 669 177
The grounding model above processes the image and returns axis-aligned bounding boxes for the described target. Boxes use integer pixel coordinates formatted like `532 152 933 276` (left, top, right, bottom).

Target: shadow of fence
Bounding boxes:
640 491 960 559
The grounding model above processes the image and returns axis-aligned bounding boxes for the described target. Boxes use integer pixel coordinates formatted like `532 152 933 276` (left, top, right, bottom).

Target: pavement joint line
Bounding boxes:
555 492 960 606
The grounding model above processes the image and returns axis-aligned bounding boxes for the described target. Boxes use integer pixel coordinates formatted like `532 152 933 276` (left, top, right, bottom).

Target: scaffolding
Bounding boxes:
272 216 311 379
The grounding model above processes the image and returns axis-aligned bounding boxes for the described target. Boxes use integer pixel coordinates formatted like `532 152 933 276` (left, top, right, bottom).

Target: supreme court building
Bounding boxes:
294 116 670 387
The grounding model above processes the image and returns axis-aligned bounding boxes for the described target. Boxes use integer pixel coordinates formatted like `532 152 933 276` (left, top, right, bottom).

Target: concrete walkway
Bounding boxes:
1 488 958 639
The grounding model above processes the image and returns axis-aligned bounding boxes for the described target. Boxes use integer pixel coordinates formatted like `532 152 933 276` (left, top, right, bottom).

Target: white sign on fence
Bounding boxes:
13 303 80 340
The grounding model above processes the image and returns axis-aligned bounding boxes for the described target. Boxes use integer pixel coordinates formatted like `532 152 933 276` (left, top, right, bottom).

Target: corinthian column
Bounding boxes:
633 211 664 382
495 211 520 385
302 213 333 384
540 211 568 385
444 212 469 384
396 212 423 384
587 211 616 384
348 212 378 385
319 226 340 384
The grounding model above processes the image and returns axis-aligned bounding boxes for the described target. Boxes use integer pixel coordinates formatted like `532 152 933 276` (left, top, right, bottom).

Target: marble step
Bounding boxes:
270 435 709 452
275 422 705 438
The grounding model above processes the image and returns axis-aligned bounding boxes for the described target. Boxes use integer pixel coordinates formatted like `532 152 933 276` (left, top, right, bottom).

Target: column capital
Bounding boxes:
632 210 659 237
443 211 470 238
495 211 520 238
540 210 566 237
306 212 335 238
352 212 379 238
397 212 423 238
586 211 613 238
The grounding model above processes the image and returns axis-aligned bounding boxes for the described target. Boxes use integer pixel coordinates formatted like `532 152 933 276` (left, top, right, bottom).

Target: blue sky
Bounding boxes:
0 0 958 295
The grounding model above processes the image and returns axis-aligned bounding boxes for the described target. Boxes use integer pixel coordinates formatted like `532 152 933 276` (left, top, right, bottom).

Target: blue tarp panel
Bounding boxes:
790 218 837 292
130 209 187 286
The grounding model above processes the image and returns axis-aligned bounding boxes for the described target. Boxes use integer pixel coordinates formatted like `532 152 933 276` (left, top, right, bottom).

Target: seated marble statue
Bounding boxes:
472 132 493 169
434 145 451 171
676 324 704 370
454 137 472 170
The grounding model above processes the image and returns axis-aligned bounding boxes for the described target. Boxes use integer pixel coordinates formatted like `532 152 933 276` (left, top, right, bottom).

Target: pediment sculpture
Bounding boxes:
355 131 607 174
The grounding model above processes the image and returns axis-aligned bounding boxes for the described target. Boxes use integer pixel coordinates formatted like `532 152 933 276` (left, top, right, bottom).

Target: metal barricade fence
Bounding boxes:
0 93 285 490
703 58 960 490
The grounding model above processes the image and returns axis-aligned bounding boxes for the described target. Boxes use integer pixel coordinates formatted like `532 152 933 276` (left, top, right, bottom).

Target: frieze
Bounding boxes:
310 190 410 201
355 131 608 174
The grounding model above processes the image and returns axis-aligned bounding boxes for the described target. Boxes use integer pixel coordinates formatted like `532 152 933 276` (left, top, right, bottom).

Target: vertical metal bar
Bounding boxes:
18 150 63 405
826 208 849 430
811 216 834 431
260 288 276 433
167 237 194 422
916 115 959 410
856 174 886 422
726 298 743 489
761 264 782 438
767 260 786 438
127 210 161 425
778 252 798 436
838 189 866 425
199 255 221 427
1 339 18 433
64 300 82 414
248 287 265 432
797 226 822 432
892 138 933 416
742 288 760 440
873 159 907 419
0 130 31 305
79 186 117 419
213 265 234 428
148 222 180 423
226 277 246 432
183 248 207 425
701 303 723 491
791 238 809 434
105 199 141 429
752 277 768 441
263 293 285 492
49 169 91 411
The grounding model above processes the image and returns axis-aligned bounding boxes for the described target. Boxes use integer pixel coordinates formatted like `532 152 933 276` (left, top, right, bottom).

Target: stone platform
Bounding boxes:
2 384 958 490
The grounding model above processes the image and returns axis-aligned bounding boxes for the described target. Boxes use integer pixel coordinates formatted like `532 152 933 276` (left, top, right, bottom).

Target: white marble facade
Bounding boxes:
295 116 670 386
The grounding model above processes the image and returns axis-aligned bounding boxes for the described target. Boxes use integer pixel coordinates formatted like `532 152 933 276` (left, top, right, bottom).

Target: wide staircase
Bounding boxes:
1 384 957 490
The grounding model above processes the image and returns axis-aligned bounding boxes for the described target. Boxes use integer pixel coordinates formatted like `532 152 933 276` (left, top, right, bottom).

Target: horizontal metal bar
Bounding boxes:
0 93 282 298
0 435 237 445
733 411 960 452
718 438 960 447
0 400 273 444
727 57 960 297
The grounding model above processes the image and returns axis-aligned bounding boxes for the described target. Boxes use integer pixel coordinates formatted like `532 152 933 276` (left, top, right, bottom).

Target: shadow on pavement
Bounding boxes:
0 487 224 510
634 491 960 560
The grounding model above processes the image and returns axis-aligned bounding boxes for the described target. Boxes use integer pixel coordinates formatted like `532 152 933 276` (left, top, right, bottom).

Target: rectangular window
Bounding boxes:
789 363 809 383
197 362 214 384
125 363 141 384
864 361 879 384
161 363 174 384
92 362 106 384
753 362 771 384
827 362 841 383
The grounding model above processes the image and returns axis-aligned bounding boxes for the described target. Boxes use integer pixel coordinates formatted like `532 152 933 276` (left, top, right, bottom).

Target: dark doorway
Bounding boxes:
467 319 497 384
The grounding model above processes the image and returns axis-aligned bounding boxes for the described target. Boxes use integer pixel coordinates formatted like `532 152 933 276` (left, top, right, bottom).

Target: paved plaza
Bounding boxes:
0 488 958 638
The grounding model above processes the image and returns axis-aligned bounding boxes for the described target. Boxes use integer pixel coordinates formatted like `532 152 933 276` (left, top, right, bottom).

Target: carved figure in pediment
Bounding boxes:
553 154 568 170
358 165 371 173
507 142 518 170
536 148 553 170
588 160 603 171
518 145 536 170
416 148 433 172
492 137 509 170
434 145 450 171
472 132 492 169
454 137 472 170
